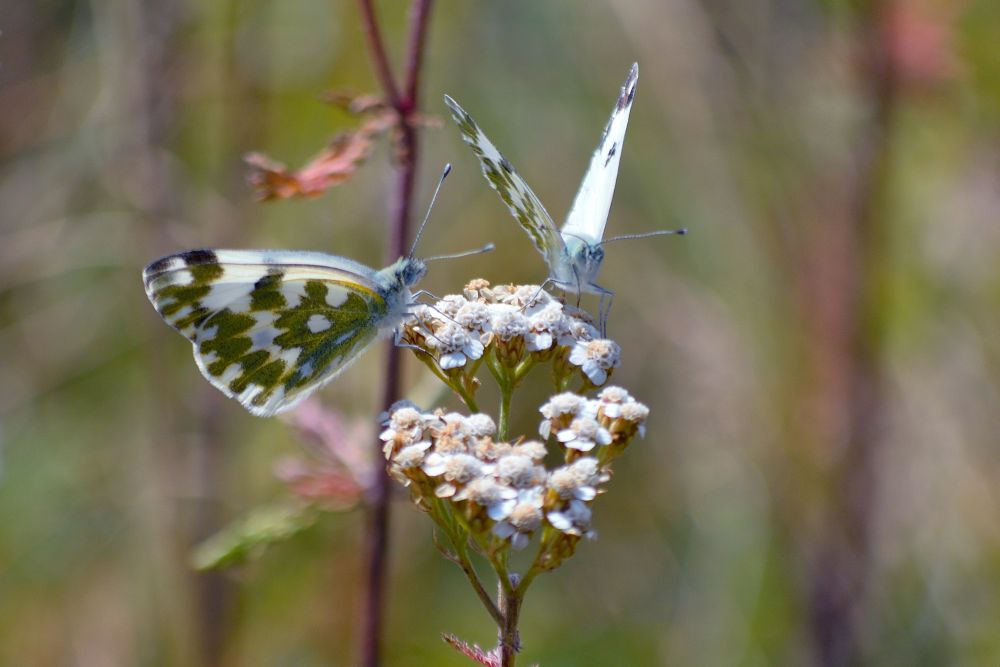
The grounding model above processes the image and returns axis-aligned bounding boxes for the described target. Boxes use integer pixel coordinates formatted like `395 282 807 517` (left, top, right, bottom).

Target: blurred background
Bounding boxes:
2 0 1000 665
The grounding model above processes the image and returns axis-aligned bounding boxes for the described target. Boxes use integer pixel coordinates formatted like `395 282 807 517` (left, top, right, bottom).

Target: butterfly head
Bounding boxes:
387 256 428 289
562 233 605 285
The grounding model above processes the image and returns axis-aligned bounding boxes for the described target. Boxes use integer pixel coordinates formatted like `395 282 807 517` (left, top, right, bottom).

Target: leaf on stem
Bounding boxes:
192 502 318 571
442 635 538 667
442 635 502 667
245 95 397 201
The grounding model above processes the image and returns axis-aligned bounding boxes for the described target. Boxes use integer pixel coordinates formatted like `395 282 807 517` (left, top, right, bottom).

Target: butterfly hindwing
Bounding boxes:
561 63 638 246
144 249 395 416
443 95 566 273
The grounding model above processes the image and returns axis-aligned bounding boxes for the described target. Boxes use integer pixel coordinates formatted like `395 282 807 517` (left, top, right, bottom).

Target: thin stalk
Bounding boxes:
453 542 503 625
512 357 536 384
356 1 436 665
807 5 898 665
498 583 523 667
401 0 434 113
456 384 480 413
356 0 401 107
498 385 513 442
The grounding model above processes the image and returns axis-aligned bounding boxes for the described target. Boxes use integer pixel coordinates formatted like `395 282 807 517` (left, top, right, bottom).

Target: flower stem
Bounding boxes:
356 0 402 108
356 1 436 665
498 580 523 667
459 388 480 413
498 384 512 442
454 542 503 625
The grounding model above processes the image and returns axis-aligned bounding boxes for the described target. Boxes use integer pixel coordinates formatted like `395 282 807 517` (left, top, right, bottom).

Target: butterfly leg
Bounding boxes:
401 310 452 348
407 302 462 327
592 284 615 336
393 326 432 355
520 278 556 313
411 289 443 303
571 266 584 308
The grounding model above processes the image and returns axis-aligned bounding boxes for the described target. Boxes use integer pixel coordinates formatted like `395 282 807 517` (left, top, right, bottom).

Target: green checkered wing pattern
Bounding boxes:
143 249 395 416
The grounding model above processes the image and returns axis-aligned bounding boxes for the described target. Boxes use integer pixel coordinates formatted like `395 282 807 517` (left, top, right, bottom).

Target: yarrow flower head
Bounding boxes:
379 401 432 458
547 457 609 502
546 499 595 539
556 415 613 452
538 392 591 439
568 339 621 386
492 488 544 549
526 302 569 353
429 322 485 370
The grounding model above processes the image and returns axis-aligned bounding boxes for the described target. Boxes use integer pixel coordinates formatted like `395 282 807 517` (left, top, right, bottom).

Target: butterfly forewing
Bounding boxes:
144 249 392 416
443 95 566 272
560 63 638 245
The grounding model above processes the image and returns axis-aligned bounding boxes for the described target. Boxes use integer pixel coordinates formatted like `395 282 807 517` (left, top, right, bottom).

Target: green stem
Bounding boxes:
498 383 512 442
515 564 541 598
455 382 479 413
428 499 502 625
512 357 536 385
486 350 505 386
420 358 480 411
515 539 548 597
421 358 451 385
454 541 502 625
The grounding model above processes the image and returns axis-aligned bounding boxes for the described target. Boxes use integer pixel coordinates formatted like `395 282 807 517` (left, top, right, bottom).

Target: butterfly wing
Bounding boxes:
444 95 567 275
143 249 396 417
560 63 638 246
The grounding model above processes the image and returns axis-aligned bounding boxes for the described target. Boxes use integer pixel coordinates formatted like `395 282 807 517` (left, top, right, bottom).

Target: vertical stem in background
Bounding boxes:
356 1 435 665
808 2 898 665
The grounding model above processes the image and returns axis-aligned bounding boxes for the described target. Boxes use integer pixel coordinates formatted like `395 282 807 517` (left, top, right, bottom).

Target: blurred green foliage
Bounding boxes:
1 0 999 665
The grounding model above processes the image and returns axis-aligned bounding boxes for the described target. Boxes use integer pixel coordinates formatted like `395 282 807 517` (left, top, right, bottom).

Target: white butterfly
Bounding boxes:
445 63 684 331
143 248 426 416
143 167 487 417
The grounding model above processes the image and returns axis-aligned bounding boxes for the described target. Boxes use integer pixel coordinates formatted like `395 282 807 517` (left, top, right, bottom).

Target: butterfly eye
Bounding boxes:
404 261 428 286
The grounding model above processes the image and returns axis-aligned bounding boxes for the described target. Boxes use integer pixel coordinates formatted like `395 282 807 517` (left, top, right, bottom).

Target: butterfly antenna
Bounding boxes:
409 163 452 258
424 242 495 263
601 228 688 245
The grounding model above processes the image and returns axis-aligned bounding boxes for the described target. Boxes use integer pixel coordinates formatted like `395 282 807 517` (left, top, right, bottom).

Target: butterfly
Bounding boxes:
143 248 427 416
142 166 485 417
445 63 683 332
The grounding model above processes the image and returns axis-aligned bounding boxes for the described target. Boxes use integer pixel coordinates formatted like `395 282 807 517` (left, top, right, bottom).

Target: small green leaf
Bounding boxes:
191 502 319 571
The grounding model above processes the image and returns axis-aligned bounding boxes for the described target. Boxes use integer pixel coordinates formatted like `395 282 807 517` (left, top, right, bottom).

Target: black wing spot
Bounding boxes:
181 249 219 266
604 142 617 167
145 255 174 275
254 271 283 291
500 157 514 173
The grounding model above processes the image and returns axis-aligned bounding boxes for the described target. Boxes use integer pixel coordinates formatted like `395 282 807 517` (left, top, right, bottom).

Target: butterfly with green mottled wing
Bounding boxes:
142 166 489 417
143 248 426 417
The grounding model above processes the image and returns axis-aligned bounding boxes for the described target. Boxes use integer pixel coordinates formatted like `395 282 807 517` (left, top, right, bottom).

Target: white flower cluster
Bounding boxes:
402 280 621 386
539 386 650 456
381 386 649 553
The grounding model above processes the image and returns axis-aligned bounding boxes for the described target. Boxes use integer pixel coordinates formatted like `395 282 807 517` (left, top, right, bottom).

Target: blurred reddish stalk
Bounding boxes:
355 1 436 665
803 2 901 665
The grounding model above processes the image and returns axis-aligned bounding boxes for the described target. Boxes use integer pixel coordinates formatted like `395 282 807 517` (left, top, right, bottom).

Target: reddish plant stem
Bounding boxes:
356 0 402 107
356 1 435 665
401 0 434 114
807 4 898 666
